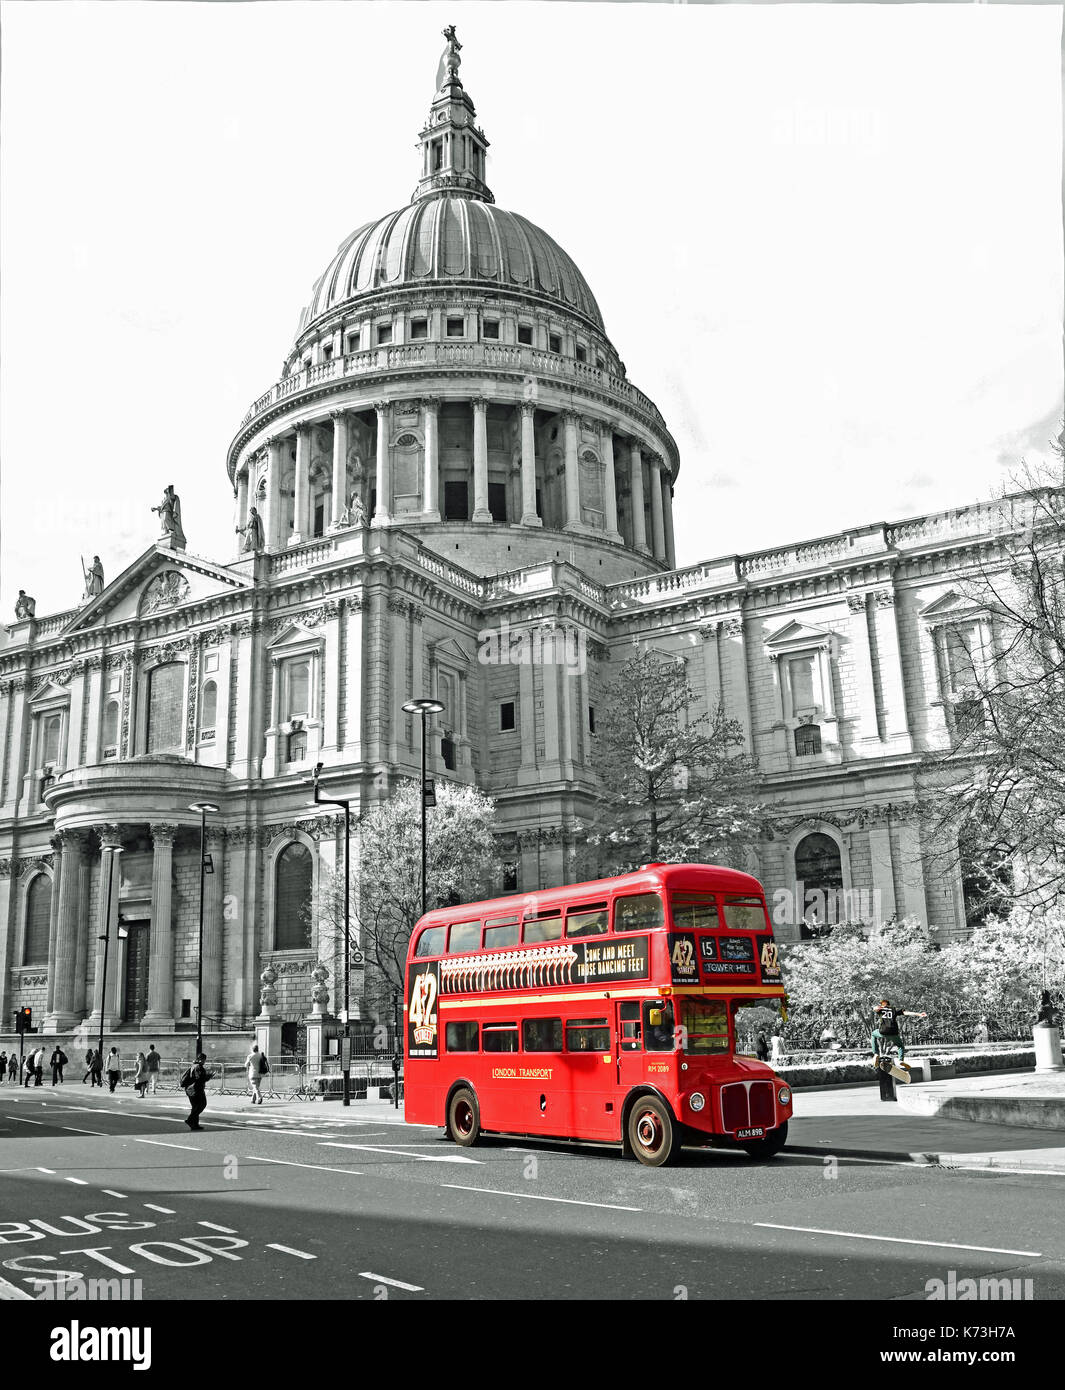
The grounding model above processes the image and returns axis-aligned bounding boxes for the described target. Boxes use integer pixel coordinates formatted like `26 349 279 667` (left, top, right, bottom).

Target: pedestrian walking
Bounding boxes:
755 1032 769 1062
133 1052 148 1097
83 1048 95 1083
182 1052 214 1130
105 1047 122 1093
244 1044 264 1104
0 1053 6 1080
145 1043 161 1094
50 1045 68 1085
7 1052 17 1084
90 1048 103 1088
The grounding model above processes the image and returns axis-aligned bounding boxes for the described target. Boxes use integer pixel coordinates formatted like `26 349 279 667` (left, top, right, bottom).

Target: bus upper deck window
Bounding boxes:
448 921 481 954
671 893 719 930
722 898 767 931
414 927 446 958
566 906 608 938
523 914 562 943
484 921 519 949
614 893 665 933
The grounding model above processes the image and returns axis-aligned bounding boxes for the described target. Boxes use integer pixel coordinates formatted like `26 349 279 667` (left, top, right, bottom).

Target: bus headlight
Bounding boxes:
688 1092 706 1113
777 1086 791 1106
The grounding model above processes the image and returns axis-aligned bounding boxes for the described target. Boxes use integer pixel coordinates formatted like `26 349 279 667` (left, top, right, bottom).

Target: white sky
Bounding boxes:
2 1 1062 617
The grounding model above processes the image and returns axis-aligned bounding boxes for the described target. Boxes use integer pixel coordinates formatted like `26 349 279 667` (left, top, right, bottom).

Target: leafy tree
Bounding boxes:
316 781 500 1017
589 642 762 872
920 454 1065 917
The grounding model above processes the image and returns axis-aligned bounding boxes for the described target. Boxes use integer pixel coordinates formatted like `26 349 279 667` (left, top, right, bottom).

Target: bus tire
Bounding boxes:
743 1120 788 1160
627 1096 677 1167
448 1086 481 1148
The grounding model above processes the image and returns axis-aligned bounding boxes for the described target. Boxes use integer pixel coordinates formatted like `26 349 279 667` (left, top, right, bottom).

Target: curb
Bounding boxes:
786 1143 1065 1173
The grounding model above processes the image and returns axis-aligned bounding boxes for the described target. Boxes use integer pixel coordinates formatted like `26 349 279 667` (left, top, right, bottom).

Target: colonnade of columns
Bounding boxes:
237 395 677 567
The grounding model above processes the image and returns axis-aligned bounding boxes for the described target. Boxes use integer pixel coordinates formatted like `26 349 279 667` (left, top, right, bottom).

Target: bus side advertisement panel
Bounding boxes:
407 960 440 1059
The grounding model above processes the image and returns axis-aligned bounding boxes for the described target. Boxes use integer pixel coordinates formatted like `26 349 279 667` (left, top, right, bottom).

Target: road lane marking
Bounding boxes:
103 1190 128 1199
198 1221 238 1233
143 1204 177 1214
319 1143 482 1165
440 1184 642 1212
246 1155 363 1178
0 1275 33 1301
134 1139 199 1152
10 1117 45 1125
358 1272 423 1292
267 1244 316 1259
752 1224 1042 1257
61 1126 109 1136
65 1177 89 1186
36 1167 56 1174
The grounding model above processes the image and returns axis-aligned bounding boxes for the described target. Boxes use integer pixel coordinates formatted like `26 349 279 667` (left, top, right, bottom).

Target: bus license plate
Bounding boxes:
736 1127 764 1139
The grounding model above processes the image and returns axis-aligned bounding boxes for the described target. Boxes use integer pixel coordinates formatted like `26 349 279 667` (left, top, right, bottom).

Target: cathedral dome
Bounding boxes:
299 197 604 334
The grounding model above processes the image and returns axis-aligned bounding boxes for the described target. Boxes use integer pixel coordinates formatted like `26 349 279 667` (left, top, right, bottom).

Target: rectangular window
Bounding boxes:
794 724 822 756
643 999 676 1052
286 660 311 718
620 1001 642 1051
446 316 465 338
671 894 719 930
517 324 533 345
575 344 587 363
482 1023 519 1053
549 333 562 354
410 318 428 340
522 1018 563 1052
588 705 596 735
286 731 307 763
945 624 983 692
446 1021 479 1052
377 323 393 345
566 907 609 939
482 319 500 340
789 655 817 710
484 921 520 949
680 999 730 1055
180 999 192 1019
614 893 664 933
499 701 516 732
40 714 63 766
722 898 768 932
447 921 481 954
523 914 562 944
414 927 446 958
566 1018 610 1052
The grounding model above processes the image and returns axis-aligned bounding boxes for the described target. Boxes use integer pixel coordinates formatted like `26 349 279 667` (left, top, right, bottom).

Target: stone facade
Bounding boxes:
0 31 1029 1042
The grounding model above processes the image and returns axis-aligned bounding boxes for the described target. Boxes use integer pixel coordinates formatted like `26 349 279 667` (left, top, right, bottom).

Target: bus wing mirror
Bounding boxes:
648 1008 663 1027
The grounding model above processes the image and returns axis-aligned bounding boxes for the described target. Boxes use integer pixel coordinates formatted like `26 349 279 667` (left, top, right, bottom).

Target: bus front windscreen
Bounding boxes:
680 998 731 1055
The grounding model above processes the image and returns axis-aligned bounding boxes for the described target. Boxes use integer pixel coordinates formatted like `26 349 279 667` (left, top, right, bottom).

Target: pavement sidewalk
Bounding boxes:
789 1067 1065 1172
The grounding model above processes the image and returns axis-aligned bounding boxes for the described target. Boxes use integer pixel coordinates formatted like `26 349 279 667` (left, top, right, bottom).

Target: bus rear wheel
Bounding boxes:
627 1096 677 1167
743 1121 788 1160
448 1087 481 1148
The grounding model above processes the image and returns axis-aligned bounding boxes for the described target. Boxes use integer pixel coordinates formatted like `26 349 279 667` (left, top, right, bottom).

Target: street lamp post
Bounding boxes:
97 844 124 1062
311 765 352 1106
401 697 445 917
189 803 219 1060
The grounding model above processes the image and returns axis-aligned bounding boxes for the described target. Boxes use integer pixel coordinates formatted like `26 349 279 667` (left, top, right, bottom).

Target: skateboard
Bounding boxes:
874 1056 912 1084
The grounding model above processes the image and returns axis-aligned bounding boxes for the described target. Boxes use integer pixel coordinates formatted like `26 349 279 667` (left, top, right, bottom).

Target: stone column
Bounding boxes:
234 471 249 544
519 402 541 527
372 402 393 526
629 441 649 554
330 410 348 529
562 412 581 530
89 825 124 1030
201 827 225 1020
290 424 309 545
46 829 87 1029
663 471 677 569
601 428 622 543
263 437 282 551
141 822 177 1030
422 397 441 522
649 456 666 562
472 397 491 522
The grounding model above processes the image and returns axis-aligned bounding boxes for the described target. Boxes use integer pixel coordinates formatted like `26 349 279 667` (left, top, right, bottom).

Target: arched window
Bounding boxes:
795 832 843 936
794 724 822 756
102 699 120 756
24 875 51 964
200 681 218 741
146 662 184 753
275 843 313 951
40 713 62 767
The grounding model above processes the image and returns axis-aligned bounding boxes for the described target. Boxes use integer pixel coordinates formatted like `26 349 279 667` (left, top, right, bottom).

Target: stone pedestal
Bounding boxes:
1033 1025 1064 1073
304 1013 335 1075
255 1017 282 1064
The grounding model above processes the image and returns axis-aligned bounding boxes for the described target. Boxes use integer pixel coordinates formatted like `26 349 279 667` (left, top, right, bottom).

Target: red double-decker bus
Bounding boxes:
404 863 792 1166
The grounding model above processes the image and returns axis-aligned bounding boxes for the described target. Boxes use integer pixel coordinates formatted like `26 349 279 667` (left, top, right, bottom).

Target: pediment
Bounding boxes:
29 677 73 706
919 590 986 624
267 621 323 651
62 546 252 634
764 620 835 654
431 636 472 665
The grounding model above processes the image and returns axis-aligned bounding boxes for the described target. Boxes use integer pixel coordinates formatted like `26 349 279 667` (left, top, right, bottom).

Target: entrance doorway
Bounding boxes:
444 481 469 521
122 920 150 1022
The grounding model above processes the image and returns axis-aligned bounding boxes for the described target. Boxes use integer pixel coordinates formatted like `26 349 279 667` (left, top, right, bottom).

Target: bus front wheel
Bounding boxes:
627 1096 677 1167
448 1087 481 1148
743 1121 788 1160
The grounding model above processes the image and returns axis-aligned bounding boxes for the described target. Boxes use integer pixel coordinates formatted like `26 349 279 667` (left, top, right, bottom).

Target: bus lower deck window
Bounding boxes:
482 1024 519 1053
643 1000 675 1051
566 1019 610 1051
446 1021 479 1052
523 1018 563 1052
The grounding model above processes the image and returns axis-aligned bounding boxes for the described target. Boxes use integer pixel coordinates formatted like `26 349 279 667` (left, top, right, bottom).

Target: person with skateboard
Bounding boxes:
871 998 926 1071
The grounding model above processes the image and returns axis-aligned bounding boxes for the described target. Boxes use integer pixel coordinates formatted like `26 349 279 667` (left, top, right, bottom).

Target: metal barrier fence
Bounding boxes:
767 1010 1036 1052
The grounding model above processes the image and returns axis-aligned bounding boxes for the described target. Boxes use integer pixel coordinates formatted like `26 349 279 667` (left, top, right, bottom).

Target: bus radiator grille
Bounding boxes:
721 1081 776 1132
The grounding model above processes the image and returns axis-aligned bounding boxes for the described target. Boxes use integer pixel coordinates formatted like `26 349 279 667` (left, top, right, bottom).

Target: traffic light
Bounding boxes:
14 1006 32 1035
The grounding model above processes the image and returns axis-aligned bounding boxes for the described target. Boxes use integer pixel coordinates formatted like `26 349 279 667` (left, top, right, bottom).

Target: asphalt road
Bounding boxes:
2 1082 1063 1312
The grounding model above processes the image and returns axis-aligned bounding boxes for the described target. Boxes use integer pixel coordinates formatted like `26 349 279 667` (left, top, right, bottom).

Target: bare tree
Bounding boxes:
921 448 1065 919
589 642 762 873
